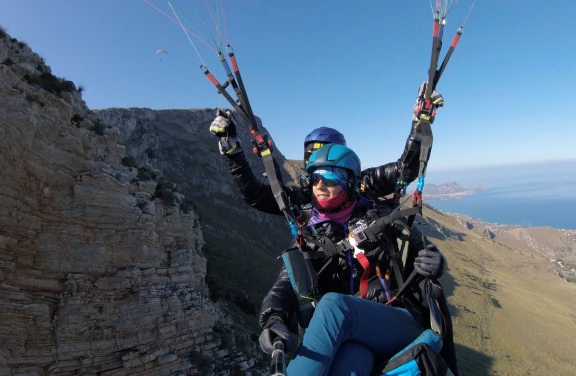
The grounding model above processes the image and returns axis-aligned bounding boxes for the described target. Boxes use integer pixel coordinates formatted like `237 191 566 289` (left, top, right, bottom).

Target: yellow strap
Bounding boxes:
312 142 324 150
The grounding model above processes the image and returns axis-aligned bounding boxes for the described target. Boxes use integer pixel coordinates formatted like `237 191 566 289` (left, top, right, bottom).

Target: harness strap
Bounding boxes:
301 235 348 258
385 230 405 291
355 252 371 299
302 250 329 259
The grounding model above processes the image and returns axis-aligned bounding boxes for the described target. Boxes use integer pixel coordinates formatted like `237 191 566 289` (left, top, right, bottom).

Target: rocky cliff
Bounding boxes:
93 106 295 325
0 30 266 376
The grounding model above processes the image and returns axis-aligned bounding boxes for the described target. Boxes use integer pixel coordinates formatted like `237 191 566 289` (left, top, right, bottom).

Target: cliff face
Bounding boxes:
94 107 294 315
0 31 262 375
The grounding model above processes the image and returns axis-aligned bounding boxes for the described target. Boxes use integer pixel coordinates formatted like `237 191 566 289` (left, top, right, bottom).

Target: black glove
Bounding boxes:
414 245 444 278
209 109 241 155
412 82 444 123
258 315 294 355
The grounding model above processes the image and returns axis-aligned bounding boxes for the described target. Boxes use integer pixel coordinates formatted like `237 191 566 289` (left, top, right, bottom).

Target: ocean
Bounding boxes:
423 160 576 230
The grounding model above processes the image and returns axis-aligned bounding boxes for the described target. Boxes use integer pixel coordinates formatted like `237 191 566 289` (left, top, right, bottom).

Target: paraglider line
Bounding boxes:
202 0 226 51
167 0 207 65
192 0 222 52
141 0 217 54
143 1 202 64
220 0 229 45
173 8 214 47
462 0 476 27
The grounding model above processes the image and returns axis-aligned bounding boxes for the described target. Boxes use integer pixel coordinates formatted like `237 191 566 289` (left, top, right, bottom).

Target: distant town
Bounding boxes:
439 211 576 284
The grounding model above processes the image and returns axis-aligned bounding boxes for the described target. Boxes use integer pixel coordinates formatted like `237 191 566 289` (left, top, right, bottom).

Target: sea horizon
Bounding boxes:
422 160 576 230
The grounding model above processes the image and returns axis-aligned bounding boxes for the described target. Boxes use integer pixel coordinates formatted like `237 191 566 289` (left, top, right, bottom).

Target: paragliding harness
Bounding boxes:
281 200 424 329
282 203 452 375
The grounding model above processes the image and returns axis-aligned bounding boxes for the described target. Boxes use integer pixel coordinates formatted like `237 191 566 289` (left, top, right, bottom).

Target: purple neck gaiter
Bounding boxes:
315 198 357 225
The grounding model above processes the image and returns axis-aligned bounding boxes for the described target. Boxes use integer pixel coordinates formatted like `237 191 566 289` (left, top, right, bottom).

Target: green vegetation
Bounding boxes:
180 198 196 215
136 166 157 181
152 178 179 206
92 120 105 135
189 350 210 370
121 156 138 168
71 114 84 124
213 323 234 348
24 72 76 96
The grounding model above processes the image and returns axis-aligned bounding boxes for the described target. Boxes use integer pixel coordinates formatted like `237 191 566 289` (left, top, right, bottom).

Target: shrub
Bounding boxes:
24 72 76 96
190 350 210 369
10 38 17 43
3 58 13 66
121 156 138 168
231 292 257 315
137 166 157 181
213 324 234 349
181 198 196 214
93 120 105 135
77 84 85 93
159 189 176 206
152 178 179 206
18 41 27 48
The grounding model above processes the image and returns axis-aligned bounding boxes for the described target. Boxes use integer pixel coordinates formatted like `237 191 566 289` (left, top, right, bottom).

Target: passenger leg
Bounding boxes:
287 293 420 376
329 341 374 376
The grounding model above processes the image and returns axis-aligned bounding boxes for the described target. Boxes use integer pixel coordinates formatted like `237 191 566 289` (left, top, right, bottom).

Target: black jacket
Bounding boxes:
225 121 423 215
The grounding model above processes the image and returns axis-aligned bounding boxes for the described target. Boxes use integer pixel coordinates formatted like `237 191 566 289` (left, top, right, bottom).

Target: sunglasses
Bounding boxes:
310 172 347 188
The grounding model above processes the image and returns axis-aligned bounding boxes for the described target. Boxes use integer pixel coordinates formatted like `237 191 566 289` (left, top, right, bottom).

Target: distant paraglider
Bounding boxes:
156 49 168 61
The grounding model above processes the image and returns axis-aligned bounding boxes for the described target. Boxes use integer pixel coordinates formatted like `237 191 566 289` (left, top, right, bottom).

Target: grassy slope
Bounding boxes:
423 206 576 375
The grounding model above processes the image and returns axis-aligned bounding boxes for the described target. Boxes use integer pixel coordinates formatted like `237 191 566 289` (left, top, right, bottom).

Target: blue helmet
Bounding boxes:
304 127 346 148
306 144 361 181
303 127 346 163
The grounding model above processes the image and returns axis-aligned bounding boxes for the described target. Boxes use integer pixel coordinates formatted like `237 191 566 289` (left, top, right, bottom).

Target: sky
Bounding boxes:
2 0 576 172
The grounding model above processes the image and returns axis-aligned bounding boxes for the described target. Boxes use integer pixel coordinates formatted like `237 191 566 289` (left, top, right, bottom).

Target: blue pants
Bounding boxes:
287 293 421 376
